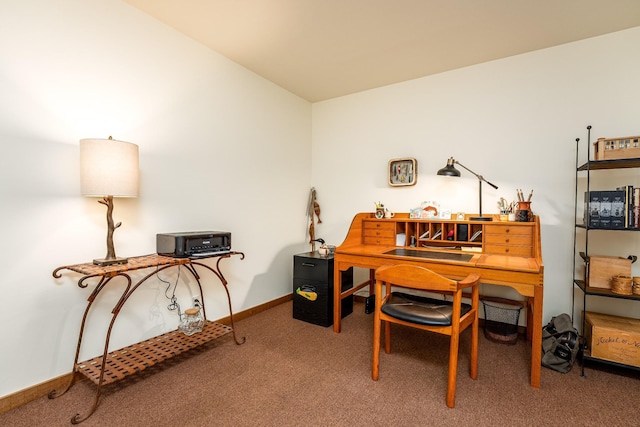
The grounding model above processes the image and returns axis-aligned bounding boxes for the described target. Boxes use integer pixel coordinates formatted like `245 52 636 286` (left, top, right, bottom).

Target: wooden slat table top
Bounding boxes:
56 254 191 276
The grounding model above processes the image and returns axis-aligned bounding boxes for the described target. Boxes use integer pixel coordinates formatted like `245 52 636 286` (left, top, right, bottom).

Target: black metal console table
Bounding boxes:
49 252 245 424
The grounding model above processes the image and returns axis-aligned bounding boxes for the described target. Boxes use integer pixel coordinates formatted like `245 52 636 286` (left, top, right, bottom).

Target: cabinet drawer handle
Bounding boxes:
301 263 316 267
505 228 511 233
505 238 510 243
505 248 510 253
376 223 381 228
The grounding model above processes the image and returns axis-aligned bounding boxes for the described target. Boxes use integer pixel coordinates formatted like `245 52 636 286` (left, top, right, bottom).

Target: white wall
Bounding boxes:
0 0 311 397
312 27 640 324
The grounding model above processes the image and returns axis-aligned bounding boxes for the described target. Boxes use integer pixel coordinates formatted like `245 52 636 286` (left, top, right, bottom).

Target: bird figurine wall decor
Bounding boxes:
307 187 322 251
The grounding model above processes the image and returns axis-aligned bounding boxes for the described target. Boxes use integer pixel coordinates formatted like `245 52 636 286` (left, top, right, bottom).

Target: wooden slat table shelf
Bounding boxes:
49 252 245 424
78 321 232 386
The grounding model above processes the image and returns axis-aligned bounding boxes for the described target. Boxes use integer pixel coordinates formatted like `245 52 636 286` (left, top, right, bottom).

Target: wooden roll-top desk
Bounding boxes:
332 212 544 388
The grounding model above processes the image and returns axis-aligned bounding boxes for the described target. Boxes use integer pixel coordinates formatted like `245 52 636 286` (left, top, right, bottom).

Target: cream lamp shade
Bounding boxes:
80 137 139 197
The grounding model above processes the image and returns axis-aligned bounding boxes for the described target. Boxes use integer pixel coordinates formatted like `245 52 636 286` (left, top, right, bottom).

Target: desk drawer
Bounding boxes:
484 224 533 257
484 244 533 257
484 224 533 237
363 220 396 232
484 234 533 246
363 236 396 246
363 221 396 241
293 256 330 281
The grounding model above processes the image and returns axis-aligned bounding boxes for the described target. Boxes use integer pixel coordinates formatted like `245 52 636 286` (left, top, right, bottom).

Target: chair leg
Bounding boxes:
470 313 479 380
372 312 381 380
384 321 391 354
446 334 460 408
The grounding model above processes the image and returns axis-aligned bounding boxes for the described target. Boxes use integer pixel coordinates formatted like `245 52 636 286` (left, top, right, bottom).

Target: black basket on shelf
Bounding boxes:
482 300 523 345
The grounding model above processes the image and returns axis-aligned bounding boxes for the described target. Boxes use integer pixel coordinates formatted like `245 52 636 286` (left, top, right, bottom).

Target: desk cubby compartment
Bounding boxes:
416 221 483 248
418 223 444 241
293 252 353 327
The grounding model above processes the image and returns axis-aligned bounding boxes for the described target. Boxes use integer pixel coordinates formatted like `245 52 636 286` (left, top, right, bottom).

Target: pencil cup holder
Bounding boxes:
516 202 532 222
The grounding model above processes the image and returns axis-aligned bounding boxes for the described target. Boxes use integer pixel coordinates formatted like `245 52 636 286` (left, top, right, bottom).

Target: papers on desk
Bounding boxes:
461 246 482 253
419 229 443 240
469 230 482 242
421 244 459 250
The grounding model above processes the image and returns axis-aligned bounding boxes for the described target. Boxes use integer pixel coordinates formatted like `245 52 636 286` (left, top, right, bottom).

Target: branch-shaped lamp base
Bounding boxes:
93 195 128 266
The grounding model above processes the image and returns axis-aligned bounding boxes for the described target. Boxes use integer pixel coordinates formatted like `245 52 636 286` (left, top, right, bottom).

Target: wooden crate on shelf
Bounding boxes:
594 135 640 160
584 311 640 368
587 255 631 289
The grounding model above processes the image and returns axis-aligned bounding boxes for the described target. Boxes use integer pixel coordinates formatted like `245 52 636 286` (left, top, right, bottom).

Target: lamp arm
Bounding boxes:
454 161 498 189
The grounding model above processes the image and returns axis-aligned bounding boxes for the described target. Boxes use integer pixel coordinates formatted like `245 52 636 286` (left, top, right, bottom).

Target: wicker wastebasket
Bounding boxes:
482 299 523 345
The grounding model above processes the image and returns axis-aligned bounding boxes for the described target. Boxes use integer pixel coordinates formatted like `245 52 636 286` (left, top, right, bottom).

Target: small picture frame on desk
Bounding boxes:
439 208 452 219
388 158 417 187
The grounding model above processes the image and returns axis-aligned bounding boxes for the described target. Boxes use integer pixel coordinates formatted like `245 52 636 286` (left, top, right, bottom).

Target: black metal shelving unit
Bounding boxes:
572 126 640 377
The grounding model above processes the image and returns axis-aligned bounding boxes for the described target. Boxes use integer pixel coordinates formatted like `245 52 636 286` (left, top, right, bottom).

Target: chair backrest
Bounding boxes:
375 264 474 293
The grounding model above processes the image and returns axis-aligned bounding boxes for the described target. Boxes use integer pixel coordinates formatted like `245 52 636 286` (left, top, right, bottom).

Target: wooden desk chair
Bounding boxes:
372 264 480 408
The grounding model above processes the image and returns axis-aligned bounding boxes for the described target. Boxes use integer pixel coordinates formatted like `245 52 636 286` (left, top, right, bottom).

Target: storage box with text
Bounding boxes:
584 311 640 368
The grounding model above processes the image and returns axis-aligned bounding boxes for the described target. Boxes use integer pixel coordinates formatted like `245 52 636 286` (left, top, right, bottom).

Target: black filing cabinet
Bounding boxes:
293 252 353 327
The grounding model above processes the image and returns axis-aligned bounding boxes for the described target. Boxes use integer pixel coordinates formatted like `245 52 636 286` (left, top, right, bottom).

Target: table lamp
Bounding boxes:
80 136 139 265
437 157 498 221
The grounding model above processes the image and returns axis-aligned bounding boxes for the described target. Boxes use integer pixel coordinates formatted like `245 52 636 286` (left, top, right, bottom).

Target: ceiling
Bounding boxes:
123 0 640 102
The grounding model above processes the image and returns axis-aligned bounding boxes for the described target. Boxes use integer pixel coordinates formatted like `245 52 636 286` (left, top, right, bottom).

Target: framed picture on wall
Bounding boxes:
388 158 417 186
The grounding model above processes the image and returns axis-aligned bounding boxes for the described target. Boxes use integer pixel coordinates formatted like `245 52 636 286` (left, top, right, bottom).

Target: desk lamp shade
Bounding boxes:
80 137 139 265
436 157 461 177
437 157 498 221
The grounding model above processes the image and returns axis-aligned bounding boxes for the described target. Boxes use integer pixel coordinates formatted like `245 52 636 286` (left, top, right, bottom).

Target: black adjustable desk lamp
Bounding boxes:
437 157 498 221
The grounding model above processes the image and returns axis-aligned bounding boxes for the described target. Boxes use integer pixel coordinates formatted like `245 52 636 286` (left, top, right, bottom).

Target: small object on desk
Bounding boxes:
315 239 330 256
420 201 440 218
410 208 422 218
516 201 533 222
498 198 511 221
517 209 530 222
375 201 385 219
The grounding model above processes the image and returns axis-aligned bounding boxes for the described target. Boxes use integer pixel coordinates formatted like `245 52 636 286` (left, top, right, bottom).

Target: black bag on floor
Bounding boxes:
541 313 579 373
